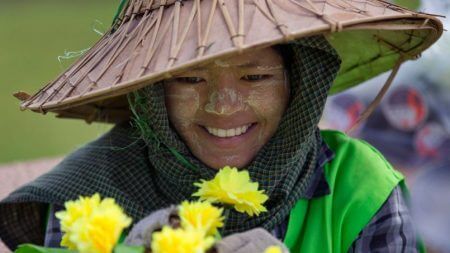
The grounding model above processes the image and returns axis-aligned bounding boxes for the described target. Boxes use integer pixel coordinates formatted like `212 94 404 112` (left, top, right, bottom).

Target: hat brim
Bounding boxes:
18 0 443 123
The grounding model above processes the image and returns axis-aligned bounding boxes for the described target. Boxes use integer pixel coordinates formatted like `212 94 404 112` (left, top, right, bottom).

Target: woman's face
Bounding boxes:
164 47 289 169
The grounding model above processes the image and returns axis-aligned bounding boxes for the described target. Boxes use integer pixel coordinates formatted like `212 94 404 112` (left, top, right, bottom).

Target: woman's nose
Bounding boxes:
204 76 246 115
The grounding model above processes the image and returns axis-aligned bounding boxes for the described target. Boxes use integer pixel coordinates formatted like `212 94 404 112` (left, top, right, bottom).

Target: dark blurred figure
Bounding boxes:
321 93 366 134
360 83 450 173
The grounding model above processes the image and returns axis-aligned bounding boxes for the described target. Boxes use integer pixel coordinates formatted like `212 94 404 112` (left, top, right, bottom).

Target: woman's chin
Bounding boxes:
198 151 256 170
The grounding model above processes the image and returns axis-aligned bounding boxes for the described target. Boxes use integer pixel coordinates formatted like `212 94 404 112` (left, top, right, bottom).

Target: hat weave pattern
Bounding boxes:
17 0 442 123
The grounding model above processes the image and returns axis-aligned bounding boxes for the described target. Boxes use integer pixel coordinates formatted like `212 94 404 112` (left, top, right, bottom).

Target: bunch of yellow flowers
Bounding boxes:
16 166 274 253
16 166 270 253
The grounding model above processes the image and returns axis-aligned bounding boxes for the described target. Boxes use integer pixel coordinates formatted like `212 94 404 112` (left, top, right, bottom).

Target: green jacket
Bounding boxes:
284 130 411 252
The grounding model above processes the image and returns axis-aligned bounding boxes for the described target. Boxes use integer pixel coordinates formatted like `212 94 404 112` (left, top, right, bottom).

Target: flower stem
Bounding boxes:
220 208 231 235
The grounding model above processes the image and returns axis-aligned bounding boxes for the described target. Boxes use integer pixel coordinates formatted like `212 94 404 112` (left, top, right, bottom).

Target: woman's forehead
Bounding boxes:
191 47 283 71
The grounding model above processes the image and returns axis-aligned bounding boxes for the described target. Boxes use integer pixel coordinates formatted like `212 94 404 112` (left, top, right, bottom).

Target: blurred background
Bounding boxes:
0 0 117 165
0 0 449 252
0 1 118 250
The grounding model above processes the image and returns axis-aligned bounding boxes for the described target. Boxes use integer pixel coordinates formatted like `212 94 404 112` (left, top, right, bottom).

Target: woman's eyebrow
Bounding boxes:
237 63 285 72
236 62 262 68
192 62 280 71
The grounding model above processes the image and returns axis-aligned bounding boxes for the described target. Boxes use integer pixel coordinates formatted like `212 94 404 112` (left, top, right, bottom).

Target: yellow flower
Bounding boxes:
193 166 268 217
151 227 215 253
264 245 283 253
56 193 102 249
56 193 132 253
178 201 224 236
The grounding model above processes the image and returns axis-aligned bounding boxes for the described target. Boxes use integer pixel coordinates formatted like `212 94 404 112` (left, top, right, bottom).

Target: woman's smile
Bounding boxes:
199 122 257 148
204 123 253 138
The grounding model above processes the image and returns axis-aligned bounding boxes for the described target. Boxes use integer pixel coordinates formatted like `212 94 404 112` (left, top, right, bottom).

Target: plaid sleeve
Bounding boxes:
348 186 418 253
43 204 63 248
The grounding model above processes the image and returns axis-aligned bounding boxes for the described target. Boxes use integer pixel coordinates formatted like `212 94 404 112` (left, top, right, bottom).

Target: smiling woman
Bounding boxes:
164 48 289 168
0 0 443 252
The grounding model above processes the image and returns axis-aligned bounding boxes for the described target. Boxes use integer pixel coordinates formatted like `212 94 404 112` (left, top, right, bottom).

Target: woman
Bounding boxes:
0 0 443 252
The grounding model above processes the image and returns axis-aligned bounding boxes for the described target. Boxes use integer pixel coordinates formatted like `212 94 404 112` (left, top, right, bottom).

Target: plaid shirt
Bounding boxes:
44 142 417 252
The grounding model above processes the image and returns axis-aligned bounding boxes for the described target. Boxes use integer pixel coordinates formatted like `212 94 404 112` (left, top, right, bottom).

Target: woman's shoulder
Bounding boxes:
69 122 143 156
57 123 146 170
1 123 149 205
0 123 153 250
320 129 386 157
320 129 401 174
319 129 404 198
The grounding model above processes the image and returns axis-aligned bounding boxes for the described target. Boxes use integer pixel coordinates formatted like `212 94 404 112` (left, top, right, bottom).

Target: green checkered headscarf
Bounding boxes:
0 36 340 249
128 35 341 234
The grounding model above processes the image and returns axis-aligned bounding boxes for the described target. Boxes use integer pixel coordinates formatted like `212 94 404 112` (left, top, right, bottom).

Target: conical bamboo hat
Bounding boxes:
16 0 443 123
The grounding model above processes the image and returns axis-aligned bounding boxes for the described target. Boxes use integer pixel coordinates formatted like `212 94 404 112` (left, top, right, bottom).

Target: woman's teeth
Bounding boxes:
205 124 252 138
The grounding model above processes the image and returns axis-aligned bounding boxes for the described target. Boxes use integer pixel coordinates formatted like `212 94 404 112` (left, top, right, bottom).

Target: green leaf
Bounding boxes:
114 244 145 253
15 244 145 253
15 244 75 253
392 0 421 10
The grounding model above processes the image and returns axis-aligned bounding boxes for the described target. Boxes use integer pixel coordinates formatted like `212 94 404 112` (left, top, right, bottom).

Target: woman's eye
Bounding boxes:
242 74 271 81
174 77 205 84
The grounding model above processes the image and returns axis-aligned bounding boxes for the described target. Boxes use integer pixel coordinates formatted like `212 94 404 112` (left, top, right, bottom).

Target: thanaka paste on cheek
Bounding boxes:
185 130 202 153
166 87 200 128
245 75 288 142
165 86 212 160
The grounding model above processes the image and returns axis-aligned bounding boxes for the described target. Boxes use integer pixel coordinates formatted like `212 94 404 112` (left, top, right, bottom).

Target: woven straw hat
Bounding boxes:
14 0 443 123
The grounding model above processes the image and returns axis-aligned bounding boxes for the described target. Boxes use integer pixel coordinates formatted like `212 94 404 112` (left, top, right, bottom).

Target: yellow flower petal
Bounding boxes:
193 166 268 217
56 193 132 253
178 201 224 236
56 193 101 235
264 245 283 253
151 227 215 253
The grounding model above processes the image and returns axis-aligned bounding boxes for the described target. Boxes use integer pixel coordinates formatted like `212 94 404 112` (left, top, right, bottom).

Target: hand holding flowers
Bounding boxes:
147 166 287 253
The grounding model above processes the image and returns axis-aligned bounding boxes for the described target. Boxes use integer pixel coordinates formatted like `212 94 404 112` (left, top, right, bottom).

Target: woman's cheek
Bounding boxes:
245 82 288 142
165 86 200 129
246 83 288 119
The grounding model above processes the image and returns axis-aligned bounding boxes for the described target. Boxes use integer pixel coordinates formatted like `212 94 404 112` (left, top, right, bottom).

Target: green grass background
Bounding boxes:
0 0 118 163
